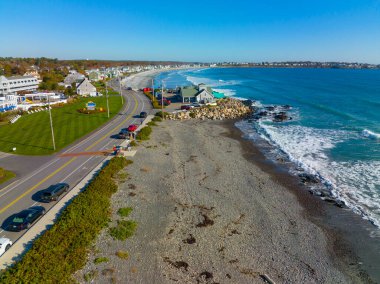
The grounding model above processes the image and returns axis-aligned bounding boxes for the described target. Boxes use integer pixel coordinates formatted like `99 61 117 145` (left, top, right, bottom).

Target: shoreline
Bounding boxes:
227 119 380 283
75 119 374 283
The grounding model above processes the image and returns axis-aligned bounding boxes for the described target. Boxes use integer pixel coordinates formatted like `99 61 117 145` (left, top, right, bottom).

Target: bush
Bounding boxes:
117 207 133 218
94 257 109 264
144 92 161 109
136 126 152 141
0 157 131 283
109 220 137 241
147 121 156 127
152 116 162 122
130 140 137 147
115 251 129 259
155 111 169 118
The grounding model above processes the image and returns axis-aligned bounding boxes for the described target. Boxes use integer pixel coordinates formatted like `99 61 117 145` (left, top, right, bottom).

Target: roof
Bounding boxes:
8 76 35 80
180 86 198 97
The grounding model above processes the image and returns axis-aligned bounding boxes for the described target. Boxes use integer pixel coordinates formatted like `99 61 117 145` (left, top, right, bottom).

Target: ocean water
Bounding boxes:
156 67 380 227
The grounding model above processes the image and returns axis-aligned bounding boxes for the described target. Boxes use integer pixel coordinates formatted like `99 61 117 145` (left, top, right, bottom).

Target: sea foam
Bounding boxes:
241 121 380 227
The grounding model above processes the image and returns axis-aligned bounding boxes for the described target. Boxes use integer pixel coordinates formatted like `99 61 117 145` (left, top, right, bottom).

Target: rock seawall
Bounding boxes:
167 98 252 120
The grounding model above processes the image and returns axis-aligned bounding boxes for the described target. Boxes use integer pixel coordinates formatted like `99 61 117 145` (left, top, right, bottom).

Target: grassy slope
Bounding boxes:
0 95 123 155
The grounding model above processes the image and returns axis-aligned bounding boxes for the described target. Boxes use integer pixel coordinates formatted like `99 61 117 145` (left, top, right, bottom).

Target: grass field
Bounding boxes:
0 169 16 185
0 95 123 155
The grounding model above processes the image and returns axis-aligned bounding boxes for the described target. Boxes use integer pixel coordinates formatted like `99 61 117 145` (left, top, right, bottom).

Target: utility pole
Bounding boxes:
47 94 56 151
152 78 155 98
119 76 123 105
161 81 164 120
106 82 110 118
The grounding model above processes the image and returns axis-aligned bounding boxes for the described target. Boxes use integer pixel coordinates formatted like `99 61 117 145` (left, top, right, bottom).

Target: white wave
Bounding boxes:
186 75 240 88
253 123 380 227
362 129 380 140
212 88 236 97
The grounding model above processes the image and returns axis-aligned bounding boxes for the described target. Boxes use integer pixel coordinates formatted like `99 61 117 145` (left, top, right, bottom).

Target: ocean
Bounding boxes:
155 67 380 228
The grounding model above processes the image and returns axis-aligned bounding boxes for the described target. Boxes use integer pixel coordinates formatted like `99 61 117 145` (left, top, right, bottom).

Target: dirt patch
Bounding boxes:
196 213 214 227
183 234 196 244
164 257 189 271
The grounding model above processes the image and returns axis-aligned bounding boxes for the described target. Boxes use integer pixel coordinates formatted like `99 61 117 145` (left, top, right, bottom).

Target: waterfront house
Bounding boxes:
179 84 215 103
0 75 39 95
76 78 97 96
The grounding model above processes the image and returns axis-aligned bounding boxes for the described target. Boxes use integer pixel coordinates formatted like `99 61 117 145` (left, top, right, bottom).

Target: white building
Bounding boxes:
0 75 39 95
0 94 18 112
76 78 97 96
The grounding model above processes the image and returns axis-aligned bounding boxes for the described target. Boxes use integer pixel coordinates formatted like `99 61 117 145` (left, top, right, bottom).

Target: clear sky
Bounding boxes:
1 0 380 63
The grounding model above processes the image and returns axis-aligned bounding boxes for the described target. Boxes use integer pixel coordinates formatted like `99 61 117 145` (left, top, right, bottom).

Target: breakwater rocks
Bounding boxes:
167 99 252 120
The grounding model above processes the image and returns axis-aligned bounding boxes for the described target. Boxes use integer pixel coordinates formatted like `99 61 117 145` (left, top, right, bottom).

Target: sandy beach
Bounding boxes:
75 119 371 283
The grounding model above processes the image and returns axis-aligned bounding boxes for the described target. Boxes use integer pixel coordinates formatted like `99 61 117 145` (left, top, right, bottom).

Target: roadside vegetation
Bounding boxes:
136 126 152 141
0 167 16 185
0 157 132 283
143 91 161 109
0 95 122 155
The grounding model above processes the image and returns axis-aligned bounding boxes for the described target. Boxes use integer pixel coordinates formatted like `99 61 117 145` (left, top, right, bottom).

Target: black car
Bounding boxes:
7 208 45 231
118 128 129 139
41 183 69 202
139 111 148 118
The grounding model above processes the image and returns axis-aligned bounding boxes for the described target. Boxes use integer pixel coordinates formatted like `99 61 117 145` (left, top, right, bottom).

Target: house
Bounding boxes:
179 84 215 103
63 72 85 85
0 75 39 95
76 78 97 96
88 71 101 82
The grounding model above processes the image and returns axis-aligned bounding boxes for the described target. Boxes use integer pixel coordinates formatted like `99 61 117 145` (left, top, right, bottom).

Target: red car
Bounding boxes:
127 124 138 132
158 98 171 106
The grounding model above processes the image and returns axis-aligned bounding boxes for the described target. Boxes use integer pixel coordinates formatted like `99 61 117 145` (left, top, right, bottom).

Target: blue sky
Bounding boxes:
1 0 380 63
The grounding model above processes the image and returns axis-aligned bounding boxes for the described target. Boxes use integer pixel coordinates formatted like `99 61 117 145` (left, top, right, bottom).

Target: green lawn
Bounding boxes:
0 169 16 185
0 95 123 155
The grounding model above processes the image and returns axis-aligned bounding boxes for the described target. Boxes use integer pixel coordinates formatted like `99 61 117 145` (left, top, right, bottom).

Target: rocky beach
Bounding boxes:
75 117 370 283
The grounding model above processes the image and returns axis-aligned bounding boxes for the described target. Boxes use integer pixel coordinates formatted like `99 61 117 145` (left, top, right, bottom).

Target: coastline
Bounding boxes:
75 119 373 283
123 67 202 90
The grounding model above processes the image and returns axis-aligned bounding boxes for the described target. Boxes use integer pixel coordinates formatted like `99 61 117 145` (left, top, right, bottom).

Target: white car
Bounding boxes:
0 238 12 256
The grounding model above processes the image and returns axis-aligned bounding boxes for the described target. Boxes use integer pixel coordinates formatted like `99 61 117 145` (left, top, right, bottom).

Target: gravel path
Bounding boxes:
75 119 357 284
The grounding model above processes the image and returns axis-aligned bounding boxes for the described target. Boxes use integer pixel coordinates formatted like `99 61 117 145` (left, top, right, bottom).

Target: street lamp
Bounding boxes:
119 76 124 105
105 82 110 118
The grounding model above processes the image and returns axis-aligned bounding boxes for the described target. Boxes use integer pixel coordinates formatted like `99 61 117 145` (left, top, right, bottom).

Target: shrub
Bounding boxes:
147 121 156 127
109 220 137 241
155 111 169 118
115 251 129 259
144 92 161 109
136 126 152 141
130 140 137 147
117 207 133 218
0 157 131 283
152 116 162 122
94 257 109 264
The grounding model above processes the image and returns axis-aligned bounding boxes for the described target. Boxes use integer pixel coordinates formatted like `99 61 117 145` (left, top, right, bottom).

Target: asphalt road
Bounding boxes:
0 87 152 245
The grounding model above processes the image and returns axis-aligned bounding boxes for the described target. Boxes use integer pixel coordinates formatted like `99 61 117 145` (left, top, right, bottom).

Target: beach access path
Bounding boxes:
75 119 366 284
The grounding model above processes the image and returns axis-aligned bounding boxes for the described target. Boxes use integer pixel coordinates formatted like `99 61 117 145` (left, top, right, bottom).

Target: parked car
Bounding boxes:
139 111 148 118
181 105 191 110
0 238 12 256
41 183 69 202
158 97 171 106
191 103 201 108
127 124 138 132
7 207 46 231
118 128 129 139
